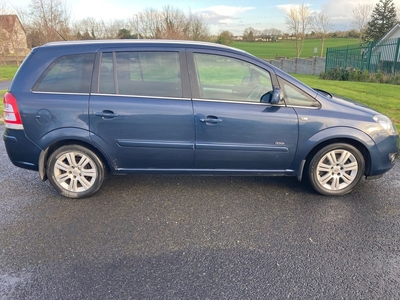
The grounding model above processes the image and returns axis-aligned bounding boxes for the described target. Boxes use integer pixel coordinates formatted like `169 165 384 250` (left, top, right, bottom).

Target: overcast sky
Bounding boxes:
7 0 400 34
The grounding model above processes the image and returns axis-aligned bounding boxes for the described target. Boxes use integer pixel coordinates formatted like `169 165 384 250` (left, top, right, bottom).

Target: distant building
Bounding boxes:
0 15 29 55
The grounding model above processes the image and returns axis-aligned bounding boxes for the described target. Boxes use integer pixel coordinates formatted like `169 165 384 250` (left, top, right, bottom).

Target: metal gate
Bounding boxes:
325 37 400 74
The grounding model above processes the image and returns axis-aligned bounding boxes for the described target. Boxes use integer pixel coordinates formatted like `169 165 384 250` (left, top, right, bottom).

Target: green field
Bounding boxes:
231 38 360 59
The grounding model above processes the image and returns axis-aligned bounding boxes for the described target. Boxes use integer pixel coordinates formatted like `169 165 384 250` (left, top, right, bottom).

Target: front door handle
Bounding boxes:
200 116 222 124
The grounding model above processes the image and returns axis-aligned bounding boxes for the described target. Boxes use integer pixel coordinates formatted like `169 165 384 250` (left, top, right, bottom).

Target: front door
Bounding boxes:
189 52 298 171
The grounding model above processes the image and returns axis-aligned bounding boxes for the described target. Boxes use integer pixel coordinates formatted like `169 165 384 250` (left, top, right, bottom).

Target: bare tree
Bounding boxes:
187 12 210 41
104 19 127 39
311 12 332 57
262 28 283 41
351 3 373 42
131 8 162 39
0 0 7 13
27 0 71 46
243 27 260 41
285 4 312 57
72 17 107 39
0 1 8 63
132 6 210 41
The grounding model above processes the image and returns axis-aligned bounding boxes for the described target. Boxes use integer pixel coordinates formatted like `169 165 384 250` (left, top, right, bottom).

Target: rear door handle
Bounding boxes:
95 110 119 119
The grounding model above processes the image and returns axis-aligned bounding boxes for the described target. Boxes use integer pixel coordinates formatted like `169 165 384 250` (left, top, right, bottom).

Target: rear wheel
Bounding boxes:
47 145 105 198
308 143 365 196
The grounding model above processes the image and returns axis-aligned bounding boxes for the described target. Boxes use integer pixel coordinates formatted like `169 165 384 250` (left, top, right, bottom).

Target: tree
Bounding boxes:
351 3 373 42
310 12 332 57
73 18 125 39
285 4 311 57
27 0 71 45
261 28 283 41
216 30 233 45
117 28 133 39
243 27 259 41
131 6 210 41
187 11 210 41
364 0 397 41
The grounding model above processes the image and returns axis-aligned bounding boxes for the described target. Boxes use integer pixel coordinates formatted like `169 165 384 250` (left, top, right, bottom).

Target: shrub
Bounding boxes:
320 67 400 84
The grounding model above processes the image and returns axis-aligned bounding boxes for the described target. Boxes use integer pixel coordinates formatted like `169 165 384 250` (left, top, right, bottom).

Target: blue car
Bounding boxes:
3 40 399 198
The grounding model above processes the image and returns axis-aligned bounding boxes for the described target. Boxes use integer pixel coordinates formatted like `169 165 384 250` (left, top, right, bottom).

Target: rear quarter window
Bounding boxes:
33 53 95 93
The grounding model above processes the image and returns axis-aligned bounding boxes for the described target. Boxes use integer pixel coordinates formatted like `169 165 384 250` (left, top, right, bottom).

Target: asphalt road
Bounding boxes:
1 124 400 299
0 80 11 90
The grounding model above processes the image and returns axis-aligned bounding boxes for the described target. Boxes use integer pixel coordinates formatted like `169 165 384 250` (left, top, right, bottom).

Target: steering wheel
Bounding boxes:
246 84 262 101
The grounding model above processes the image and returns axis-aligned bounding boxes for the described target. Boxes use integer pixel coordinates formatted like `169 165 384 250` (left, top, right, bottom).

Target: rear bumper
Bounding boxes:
3 128 42 171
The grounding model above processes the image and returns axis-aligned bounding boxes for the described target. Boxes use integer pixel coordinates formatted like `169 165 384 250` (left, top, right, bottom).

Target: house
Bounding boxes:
369 24 400 72
232 36 243 41
0 14 29 55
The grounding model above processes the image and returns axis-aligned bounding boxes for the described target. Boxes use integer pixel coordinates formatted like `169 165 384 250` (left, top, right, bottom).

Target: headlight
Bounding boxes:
373 115 398 135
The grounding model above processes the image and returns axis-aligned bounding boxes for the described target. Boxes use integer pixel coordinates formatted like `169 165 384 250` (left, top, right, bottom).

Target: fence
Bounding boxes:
266 57 326 75
0 55 26 66
325 37 400 74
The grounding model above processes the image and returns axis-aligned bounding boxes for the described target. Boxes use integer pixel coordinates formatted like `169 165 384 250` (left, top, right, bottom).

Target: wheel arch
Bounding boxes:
39 138 111 182
293 127 376 182
302 138 371 179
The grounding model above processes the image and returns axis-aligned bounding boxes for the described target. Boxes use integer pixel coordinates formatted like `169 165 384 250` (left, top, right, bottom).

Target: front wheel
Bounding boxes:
47 145 106 198
308 143 365 196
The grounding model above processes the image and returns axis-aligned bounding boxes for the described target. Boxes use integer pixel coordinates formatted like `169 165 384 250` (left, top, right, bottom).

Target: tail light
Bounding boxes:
3 92 24 130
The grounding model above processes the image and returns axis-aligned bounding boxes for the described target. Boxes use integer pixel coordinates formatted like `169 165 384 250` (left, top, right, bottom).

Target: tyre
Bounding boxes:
47 145 106 198
308 143 365 196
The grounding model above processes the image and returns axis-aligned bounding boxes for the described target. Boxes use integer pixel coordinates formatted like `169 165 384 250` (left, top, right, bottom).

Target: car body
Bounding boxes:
3 40 399 198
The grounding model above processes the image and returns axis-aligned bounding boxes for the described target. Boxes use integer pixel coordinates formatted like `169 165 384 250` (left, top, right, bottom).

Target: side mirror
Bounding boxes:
261 88 281 104
270 88 281 104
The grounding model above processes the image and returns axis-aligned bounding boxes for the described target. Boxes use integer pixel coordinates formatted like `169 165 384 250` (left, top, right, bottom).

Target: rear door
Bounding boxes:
187 51 299 171
89 48 195 171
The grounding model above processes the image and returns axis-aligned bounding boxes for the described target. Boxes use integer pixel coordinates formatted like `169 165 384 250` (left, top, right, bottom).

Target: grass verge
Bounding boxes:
292 74 400 132
0 65 18 81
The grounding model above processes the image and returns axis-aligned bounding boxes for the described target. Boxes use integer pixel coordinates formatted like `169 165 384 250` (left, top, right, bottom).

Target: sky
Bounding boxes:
6 0 400 35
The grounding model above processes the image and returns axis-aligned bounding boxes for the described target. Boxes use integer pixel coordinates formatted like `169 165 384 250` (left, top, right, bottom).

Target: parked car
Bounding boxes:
3 40 399 198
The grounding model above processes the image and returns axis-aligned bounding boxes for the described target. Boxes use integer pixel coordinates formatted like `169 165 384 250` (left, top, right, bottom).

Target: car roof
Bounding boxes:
40 39 248 54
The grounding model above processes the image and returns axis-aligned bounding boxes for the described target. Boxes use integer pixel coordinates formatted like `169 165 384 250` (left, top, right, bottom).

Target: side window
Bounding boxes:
193 53 273 102
98 51 182 98
277 76 320 108
33 53 95 93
